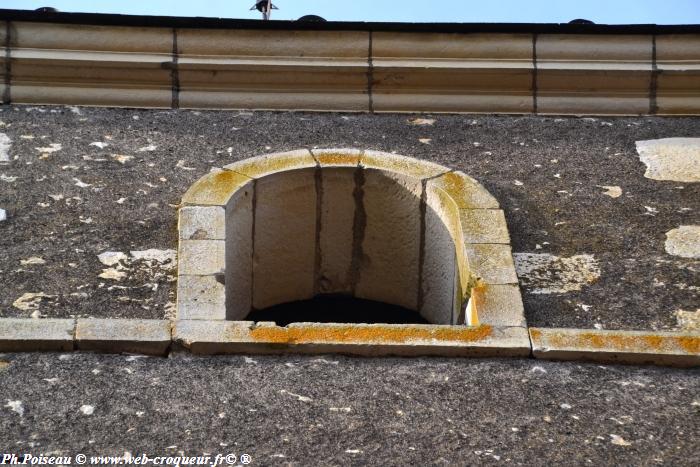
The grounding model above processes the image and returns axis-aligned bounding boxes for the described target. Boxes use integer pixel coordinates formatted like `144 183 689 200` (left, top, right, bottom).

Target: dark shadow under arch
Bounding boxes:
246 295 429 326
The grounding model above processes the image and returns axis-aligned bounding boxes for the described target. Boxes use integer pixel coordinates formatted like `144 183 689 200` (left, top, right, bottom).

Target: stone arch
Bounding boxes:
177 149 523 328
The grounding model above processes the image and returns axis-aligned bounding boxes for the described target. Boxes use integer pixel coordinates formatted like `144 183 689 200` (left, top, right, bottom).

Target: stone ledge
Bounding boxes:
530 327 700 368
1 318 698 367
173 320 531 357
0 318 75 352
75 319 171 356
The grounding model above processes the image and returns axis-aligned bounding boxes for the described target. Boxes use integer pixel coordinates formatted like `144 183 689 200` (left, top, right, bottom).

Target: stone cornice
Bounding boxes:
0 17 698 115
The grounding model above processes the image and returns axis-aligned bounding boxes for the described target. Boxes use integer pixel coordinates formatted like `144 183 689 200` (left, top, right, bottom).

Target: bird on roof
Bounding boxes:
250 1 278 15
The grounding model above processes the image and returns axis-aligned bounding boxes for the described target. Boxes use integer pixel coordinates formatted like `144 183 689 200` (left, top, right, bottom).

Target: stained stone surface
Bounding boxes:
0 352 698 465
0 107 697 330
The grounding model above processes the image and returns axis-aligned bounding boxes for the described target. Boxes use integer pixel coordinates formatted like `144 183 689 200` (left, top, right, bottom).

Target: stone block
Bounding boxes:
311 148 362 167
252 168 316 309
177 29 369 59
318 167 356 294
179 206 226 240
535 35 652 115
173 320 531 357
459 209 510 244
178 240 225 276
466 244 519 285
13 21 172 52
530 328 700 367
421 184 461 324
0 318 75 352
428 171 499 209
177 275 226 321
225 184 255 320
372 33 534 113
361 150 447 180
182 169 253 206
76 319 171 356
225 149 316 179
471 284 526 327
355 169 421 310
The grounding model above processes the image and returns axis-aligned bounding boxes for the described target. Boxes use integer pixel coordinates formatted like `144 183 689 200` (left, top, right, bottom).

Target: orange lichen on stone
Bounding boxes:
431 171 499 209
249 324 493 345
313 150 361 167
534 329 700 354
427 184 469 293
360 151 447 180
182 170 252 206
225 150 316 178
471 282 488 311
678 336 700 353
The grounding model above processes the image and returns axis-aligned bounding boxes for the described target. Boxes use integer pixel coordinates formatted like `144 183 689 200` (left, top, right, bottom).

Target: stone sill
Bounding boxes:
0 318 698 367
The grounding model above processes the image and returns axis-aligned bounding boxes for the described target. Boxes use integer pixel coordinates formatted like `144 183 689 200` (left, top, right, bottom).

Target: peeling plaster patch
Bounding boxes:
20 257 46 265
12 292 55 311
330 407 352 412
675 309 700 331
73 178 92 188
408 118 436 126
597 185 622 198
0 133 11 163
35 143 62 155
98 251 128 266
610 435 632 446
97 249 176 282
5 400 24 417
664 226 700 258
635 138 700 182
99 268 127 281
280 390 312 402
111 154 134 164
130 249 176 265
514 253 601 294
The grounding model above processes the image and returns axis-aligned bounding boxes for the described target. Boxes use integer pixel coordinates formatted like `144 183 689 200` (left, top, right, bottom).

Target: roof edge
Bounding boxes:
1 8 699 34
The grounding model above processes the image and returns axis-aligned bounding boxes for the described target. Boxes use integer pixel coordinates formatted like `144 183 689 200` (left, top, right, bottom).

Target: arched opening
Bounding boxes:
227 163 464 325
177 149 523 332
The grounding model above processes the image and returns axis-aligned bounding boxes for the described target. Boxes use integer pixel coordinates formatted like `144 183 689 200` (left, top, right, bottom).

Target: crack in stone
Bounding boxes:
649 35 658 115
2 21 11 105
532 33 538 115
312 155 324 296
171 28 180 109
367 31 374 113
416 179 428 314
348 163 367 295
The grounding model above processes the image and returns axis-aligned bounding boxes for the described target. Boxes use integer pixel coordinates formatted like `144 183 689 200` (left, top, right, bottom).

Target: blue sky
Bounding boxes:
2 0 700 24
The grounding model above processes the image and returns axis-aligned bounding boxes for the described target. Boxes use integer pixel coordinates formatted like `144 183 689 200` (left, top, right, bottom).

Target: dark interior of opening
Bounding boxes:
246 295 430 326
